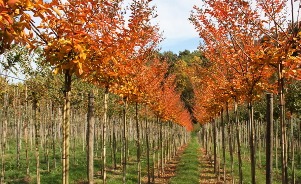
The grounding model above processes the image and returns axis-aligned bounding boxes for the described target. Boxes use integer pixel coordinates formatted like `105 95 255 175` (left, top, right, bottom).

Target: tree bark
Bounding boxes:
33 95 40 184
221 108 226 181
226 104 234 183
145 113 151 183
248 103 256 184
291 118 295 184
112 120 117 170
25 86 30 175
102 88 108 184
160 119 164 176
62 71 71 184
87 93 95 184
122 97 128 184
213 119 217 175
1 91 8 184
234 101 243 184
278 60 288 184
135 102 141 184
266 93 273 184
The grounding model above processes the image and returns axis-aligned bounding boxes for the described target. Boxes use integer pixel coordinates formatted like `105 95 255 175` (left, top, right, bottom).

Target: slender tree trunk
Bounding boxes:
291 118 295 184
33 96 40 184
112 120 117 170
45 120 50 172
16 89 21 169
87 93 95 184
248 103 256 184
213 119 217 175
234 100 243 184
1 92 8 184
103 88 108 184
146 113 151 183
278 61 288 184
62 71 71 184
276 119 279 171
216 118 220 181
221 108 226 181
52 105 57 169
25 86 30 175
160 119 164 176
266 94 273 184
226 105 234 183
135 102 141 184
152 138 155 183
122 97 128 184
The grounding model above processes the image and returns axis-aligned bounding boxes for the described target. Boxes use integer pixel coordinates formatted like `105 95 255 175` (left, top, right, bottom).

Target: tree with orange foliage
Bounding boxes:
191 0 301 183
190 0 281 182
26 0 162 183
29 1 110 183
95 1 162 183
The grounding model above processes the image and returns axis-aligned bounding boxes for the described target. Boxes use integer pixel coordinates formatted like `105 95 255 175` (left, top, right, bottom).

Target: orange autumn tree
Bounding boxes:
27 0 162 183
191 0 301 183
190 0 279 183
82 1 163 183
253 1 301 182
147 72 193 130
29 1 117 183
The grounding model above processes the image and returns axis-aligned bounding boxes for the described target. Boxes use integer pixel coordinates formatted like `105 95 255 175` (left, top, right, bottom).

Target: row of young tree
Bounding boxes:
0 76 191 183
1 0 193 183
186 0 301 183
3 0 301 183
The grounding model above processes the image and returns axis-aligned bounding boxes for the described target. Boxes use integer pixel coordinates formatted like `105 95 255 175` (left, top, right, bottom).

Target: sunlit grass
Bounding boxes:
169 135 201 184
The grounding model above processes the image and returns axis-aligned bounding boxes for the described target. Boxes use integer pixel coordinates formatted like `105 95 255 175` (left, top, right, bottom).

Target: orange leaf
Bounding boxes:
53 7 61 16
7 0 19 5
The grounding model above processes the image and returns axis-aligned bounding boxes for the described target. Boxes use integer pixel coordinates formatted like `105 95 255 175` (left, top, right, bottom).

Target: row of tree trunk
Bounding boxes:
0 87 189 183
197 95 301 183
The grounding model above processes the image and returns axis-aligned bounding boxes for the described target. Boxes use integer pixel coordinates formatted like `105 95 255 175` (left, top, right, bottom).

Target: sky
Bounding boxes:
146 0 300 53
147 0 202 53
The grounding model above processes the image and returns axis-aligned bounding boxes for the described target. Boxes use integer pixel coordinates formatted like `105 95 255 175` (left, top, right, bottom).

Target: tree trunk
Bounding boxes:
122 97 128 184
16 88 21 169
52 110 57 169
213 119 217 176
1 91 8 184
33 95 40 184
112 120 117 170
234 100 243 184
248 103 256 184
25 86 30 175
160 119 164 176
152 138 155 183
87 93 95 184
62 71 71 184
146 114 151 184
278 61 288 184
135 102 141 184
266 93 273 184
275 119 279 171
291 118 295 184
221 108 226 182
102 88 108 184
226 104 234 183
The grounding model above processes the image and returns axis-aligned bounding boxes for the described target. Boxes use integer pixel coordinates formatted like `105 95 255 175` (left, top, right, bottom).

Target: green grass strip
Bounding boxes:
169 134 201 184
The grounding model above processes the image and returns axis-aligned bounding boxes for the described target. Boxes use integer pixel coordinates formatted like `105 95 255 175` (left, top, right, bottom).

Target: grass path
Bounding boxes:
168 134 232 184
168 135 201 184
